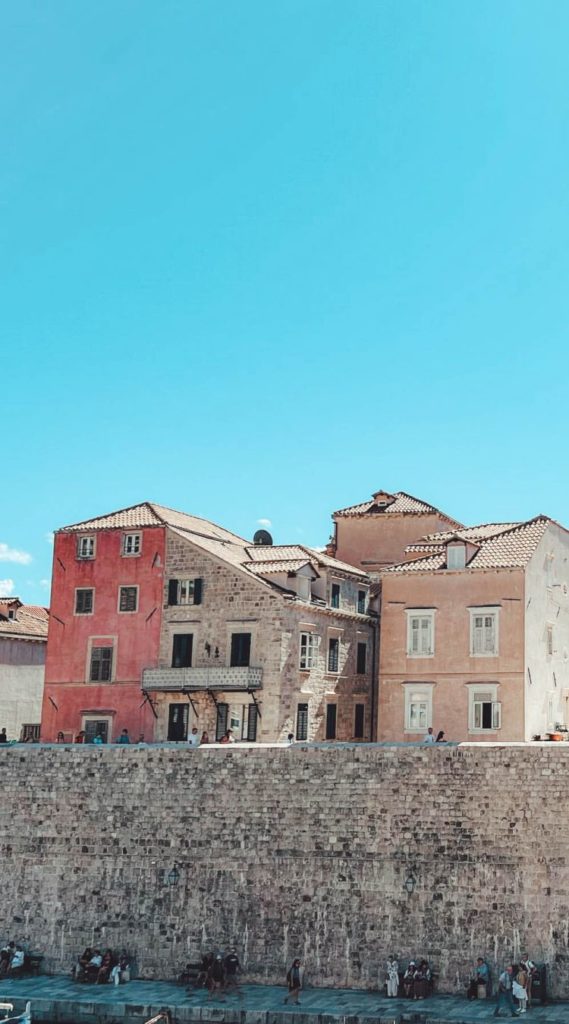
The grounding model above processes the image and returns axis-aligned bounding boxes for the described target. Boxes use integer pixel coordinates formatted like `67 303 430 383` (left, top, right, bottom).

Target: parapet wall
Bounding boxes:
1 743 568 996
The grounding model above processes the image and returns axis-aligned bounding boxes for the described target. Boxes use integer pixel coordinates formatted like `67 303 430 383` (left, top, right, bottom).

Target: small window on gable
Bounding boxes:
77 536 95 559
122 533 141 556
447 543 466 570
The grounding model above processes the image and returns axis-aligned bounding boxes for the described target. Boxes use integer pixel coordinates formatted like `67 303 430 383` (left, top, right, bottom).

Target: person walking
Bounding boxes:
224 947 241 994
386 956 399 997
284 958 303 1005
187 727 200 747
207 953 226 1000
513 966 528 1013
494 966 520 1017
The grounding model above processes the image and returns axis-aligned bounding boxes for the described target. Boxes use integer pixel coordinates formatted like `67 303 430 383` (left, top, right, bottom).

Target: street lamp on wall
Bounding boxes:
165 866 179 887
404 875 416 894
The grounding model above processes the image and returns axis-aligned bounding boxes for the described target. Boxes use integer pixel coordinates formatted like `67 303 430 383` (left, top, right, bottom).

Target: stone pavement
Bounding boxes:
0 978 566 1024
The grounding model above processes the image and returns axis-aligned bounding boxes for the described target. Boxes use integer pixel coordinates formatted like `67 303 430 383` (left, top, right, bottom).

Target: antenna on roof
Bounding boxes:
253 529 273 546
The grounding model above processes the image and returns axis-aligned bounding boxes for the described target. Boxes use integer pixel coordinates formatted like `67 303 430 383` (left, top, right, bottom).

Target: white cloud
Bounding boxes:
45 532 54 545
0 579 15 596
0 542 32 565
40 579 50 590
257 518 272 527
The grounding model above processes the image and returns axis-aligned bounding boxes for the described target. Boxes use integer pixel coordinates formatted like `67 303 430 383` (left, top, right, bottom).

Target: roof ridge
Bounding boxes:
58 500 159 532
150 503 250 544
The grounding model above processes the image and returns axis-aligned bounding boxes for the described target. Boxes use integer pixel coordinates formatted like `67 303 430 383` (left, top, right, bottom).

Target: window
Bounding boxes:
89 646 113 682
296 703 308 741
230 632 251 667
168 703 189 741
325 703 337 740
216 703 229 741
468 692 499 733
354 703 365 739
77 536 95 559
357 590 366 614
83 716 111 743
21 724 40 742
167 578 203 606
330 583 341 608
119 586 138 612
328 637 339 673
122 533 141 556
299 632 319 670
547 624 554 657
242 703 259 742
356 641 367 675
75 588 94 615
470 608 499 656
172 634 193 668
407 610 435 656
404 684 433 733
447 543 466 569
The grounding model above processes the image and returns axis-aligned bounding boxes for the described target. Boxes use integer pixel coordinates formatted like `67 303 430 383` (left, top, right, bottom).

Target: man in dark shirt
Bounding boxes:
0 728 7 743
224 947 241 993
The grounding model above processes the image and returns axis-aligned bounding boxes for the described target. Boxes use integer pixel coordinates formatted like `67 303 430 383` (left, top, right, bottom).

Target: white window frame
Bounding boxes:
82 714 113 743
299 631 319 670
469 607 500 657
77 535 95 560
406 609 435 657
122 532 141 557
467 683 501 732
118 585 139 613
178 579 198 605
403 683 434 733
446 543 466 569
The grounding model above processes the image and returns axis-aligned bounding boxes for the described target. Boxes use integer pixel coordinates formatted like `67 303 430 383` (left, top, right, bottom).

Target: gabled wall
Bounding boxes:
334 512 457 571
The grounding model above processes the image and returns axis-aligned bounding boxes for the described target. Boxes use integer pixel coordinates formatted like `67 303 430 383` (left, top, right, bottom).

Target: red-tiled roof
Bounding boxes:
0 602 49 640
383 516 552 573
333 489 462 526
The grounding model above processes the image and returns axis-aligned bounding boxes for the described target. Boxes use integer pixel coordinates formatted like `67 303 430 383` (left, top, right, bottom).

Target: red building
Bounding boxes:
42 505 168 742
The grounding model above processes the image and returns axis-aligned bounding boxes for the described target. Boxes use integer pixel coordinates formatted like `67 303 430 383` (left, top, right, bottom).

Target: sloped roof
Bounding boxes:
383 516 553 574
333 489 462 526
58 501 246 545
0 600 49 640
406 522 522 552
244 544 369 579
249 559 316 575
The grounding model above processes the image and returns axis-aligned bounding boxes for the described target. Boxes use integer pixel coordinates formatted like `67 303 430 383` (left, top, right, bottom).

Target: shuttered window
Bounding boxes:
328 637 339 673
75 589 94 614
471 610 498 655
407 611 434 656
119 586 138 612
325 703 337 740
357 590 366 614
167 578 203 606
89 646 113 682
354 703 365 739
230 633 251 667
216 703 229 741
299 632 319 669
244 704 258 742
330 583 340 608
172 634 193 668
296 703 308 741
356 641 367 674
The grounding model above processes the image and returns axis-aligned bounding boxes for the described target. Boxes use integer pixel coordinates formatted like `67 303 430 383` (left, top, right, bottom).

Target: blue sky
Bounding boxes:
2 1 569 601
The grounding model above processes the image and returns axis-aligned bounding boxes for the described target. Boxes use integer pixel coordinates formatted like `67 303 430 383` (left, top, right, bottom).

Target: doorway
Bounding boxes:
168 703 189 741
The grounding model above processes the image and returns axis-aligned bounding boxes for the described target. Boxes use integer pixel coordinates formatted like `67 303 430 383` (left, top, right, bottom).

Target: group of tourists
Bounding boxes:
0 941 26 978
73 947 130 985
466 954 540 1014
385 957 433 999
182 948 242 998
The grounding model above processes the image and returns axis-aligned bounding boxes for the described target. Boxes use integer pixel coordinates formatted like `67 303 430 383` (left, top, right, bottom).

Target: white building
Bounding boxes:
0 597 48 741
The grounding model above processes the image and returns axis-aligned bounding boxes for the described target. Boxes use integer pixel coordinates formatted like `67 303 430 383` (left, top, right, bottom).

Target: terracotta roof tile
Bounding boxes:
406 522 522 551
333 490 461 526
383 516 552 574
0 603 49 640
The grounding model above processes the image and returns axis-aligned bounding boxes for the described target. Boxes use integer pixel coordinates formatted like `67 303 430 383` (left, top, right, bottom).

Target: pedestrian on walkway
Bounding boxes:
207 953 226 1000
284 958 303 1005
494 966 520 1017
224 947 241 994
513 966 528 1013
386 956 399 997
423 728 436 744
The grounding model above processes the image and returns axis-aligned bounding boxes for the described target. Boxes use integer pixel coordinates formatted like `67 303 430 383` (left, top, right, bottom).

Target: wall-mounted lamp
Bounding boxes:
404 875 416 894
166 866 179 887
214 646 219 659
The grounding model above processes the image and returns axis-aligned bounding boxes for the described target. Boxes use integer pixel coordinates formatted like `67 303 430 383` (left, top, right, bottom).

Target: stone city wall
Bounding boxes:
1 743 568 996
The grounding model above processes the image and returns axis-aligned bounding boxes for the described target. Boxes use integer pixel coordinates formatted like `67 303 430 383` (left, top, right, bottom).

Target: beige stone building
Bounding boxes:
0 597 48 741
378 516 569 742
146 517 376 743
328 488 462 571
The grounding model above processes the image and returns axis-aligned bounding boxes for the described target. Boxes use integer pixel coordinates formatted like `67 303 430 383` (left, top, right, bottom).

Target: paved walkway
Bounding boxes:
0 977 566 1024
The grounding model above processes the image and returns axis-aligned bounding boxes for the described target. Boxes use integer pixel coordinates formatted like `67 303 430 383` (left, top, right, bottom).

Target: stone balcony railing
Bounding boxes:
142 665 263 692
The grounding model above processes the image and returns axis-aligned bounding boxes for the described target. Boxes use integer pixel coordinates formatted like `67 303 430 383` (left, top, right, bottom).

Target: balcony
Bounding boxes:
142 665 263 693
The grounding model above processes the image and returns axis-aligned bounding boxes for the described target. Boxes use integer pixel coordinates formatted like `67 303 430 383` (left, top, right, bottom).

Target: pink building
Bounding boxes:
378 516 569 742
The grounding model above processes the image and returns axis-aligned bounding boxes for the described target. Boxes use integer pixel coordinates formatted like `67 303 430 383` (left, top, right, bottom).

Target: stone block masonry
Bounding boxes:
1 744 569 997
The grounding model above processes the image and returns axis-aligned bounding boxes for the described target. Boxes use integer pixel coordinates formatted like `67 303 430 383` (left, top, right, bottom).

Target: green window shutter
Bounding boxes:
193 578 203 605
168 579 178 606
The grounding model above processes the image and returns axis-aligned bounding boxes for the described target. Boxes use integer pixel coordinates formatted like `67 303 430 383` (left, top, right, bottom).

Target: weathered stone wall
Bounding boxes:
1 744 568 996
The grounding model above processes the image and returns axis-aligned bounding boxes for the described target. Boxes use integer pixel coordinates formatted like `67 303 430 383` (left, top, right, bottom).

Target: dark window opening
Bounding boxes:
119 586 138 612
168 703 189 741
354 703 365 739
172 634 193 668
296 703 308 741
357 590 366 614
84 720 109 743
216 703 229 741
328 637 339 673
331 583 340 608
89 646 112 682
356 641 367 675
325 703 337 740
245 704 258 742
230 633 251 667
75 589 93 614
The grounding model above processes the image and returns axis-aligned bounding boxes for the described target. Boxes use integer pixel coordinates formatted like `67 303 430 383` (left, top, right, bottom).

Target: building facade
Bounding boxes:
377 517 569 742
42 503 376 743
0 597 48 741
328 489 462 572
